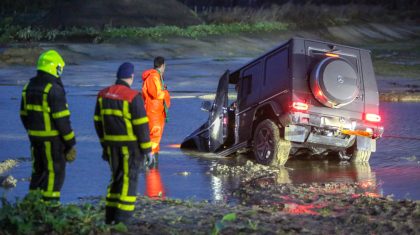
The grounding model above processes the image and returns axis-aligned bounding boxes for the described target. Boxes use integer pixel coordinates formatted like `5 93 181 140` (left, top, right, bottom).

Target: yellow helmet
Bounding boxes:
37 50 65 78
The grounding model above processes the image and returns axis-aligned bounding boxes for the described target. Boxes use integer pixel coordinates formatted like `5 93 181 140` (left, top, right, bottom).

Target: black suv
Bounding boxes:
181 37 384 166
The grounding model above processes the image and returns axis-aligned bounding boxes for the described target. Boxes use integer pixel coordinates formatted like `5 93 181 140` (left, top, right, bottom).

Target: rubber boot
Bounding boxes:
114 210 132 225
105 206 116 225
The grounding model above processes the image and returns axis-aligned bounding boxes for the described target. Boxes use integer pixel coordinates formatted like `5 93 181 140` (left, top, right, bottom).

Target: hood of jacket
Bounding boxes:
142 69 159 81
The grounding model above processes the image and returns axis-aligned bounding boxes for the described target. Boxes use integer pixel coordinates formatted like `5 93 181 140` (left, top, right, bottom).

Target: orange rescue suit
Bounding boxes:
141 69 171 154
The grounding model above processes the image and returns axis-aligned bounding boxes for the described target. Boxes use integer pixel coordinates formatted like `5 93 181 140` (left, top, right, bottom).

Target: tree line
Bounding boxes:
1 0 418 15
180 0 419 10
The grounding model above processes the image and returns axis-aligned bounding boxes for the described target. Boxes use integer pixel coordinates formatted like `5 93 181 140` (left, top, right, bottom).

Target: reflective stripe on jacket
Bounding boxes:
94 80 151 154
20 71 75 148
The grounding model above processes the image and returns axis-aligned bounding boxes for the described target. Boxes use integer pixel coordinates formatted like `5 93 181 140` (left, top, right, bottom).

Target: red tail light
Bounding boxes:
292 102 309 111
365 113 381 122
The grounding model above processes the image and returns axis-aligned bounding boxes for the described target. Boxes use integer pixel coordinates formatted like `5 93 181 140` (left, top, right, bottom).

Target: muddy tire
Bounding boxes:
351 150 371 162
253 119 291 166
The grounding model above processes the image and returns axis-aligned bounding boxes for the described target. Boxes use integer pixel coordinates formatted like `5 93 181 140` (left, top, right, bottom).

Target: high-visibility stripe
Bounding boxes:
132 116 149 125
101 109 123 117
140 141 152 149
106 194 136 203
107 193 120 199
94 115 102 121
120 195 136 203
123 101 132 120
123 101 135 139
23 83 29 92
104 135 137 141
52 109 70 119
26 104 50 112
99 98 137 143
28 189 60 198
21 85 28 116
63 131 75 141
105 201 135 211
42 191 61 198
45 141 55 195
28 130 59 137
122 146 129 201
43 83 53 132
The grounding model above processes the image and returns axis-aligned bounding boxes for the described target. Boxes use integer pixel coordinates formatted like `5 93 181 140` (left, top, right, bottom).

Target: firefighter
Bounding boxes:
94 62 153 224
141 56 171 160
20 50 76 201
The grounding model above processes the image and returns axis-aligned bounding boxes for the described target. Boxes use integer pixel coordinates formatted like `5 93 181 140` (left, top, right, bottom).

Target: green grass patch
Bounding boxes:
0 191 114 235
0 21 288 43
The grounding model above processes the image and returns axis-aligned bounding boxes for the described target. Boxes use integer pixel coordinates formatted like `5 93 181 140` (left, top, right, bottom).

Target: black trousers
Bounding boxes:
105 145 143 224
29 139 66 201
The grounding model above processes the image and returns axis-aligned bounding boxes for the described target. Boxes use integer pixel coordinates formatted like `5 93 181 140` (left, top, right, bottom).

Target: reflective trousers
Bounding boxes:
29 139 66 201
149 115 165 154
105 145 142 224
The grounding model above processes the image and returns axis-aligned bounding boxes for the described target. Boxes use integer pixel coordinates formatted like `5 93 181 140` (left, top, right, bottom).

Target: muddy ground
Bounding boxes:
121 160 420 234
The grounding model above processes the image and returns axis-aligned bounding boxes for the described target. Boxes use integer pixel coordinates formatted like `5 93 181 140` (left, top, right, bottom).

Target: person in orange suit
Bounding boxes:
141 56 171 160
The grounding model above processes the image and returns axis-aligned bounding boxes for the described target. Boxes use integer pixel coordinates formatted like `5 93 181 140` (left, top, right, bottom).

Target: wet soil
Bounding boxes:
124 160 419 234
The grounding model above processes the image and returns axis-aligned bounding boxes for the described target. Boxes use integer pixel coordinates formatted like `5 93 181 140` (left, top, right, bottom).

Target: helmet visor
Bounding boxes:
56 65 63 77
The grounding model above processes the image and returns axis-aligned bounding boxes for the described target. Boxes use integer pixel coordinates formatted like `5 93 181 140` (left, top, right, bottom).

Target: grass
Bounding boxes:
0 191 119 235
0 20 288 43
198 3 412 27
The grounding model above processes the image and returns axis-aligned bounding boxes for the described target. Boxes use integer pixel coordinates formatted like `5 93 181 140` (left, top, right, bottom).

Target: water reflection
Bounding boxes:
144 161 166 200
209 157 380 203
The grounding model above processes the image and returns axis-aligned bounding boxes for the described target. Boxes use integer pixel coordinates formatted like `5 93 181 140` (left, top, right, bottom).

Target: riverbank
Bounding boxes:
1 161 419 234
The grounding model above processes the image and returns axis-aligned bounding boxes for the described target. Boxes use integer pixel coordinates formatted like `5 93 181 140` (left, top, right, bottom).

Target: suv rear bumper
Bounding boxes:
283 112 384 149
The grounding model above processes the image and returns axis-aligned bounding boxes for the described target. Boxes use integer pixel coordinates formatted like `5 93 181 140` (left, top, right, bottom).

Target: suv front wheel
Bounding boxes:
253 119 291 166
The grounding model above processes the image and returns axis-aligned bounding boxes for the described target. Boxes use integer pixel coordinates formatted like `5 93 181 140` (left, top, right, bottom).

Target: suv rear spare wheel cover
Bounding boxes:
310 57 359 108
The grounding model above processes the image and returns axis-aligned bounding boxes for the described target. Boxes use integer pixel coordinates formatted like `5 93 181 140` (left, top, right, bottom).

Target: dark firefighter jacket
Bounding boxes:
20 71 76 149
94 80 152 154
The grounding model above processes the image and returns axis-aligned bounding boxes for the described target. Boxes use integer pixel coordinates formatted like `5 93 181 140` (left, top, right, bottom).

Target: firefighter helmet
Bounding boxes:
37 50 65 78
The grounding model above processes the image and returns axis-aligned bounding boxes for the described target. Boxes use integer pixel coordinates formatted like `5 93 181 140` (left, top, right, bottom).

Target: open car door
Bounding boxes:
208 70 230 152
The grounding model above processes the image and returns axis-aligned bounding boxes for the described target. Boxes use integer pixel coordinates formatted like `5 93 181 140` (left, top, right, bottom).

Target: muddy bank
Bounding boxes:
380 92 420 102
1 160 418 234
125 160 419 234
1 23 418 65
126 186 419 234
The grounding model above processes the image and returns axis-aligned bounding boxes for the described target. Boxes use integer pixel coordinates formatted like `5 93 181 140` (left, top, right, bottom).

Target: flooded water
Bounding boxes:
0 58 419 203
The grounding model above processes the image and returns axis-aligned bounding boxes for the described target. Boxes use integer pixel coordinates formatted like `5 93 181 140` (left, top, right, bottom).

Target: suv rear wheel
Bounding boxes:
253 119 291 166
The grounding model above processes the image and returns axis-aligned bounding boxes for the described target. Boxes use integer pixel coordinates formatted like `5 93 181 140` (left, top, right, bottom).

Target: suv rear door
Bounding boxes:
208 70 230 152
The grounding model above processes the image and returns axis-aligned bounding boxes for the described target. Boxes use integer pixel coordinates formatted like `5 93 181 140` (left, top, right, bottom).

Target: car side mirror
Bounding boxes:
201 101 212 112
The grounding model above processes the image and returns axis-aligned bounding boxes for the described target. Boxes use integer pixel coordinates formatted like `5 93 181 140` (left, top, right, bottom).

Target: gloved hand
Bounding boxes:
101 149 109 162
144 152 155 167
65 147 76 163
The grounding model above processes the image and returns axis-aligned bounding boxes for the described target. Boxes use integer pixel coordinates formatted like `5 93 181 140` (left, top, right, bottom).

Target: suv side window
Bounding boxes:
263 47 289 99
238 61 263 110
241 75 252 95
